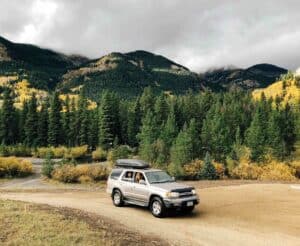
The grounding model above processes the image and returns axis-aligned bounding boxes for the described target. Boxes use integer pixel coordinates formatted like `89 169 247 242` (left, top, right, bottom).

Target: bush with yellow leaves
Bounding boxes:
35 146 88 159
213 161 226 179
51 164 79 183
64 145 88 159
231 161 263 180
260 161 296 181
92 148 107 161
290 161 300 178
0 157 33 177
183 159 203 180
51 164 109 183
53 146 68 158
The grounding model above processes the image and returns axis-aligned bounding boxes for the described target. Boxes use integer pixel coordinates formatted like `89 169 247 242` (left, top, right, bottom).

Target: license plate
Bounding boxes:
187 201 193 207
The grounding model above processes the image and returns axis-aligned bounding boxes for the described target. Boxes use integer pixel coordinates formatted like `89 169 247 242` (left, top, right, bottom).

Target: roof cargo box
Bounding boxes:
115 159 150 169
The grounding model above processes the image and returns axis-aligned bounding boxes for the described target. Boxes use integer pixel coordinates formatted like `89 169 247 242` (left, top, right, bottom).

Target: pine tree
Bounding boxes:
0 89 16 145
201 104 231 161
281 103 296 156
267 109 284 159
69 97 78 146
98 91 118 149
37 99 49 146
137 110 158 161
199 152 217 180
170 124 193 167
62 95 72 146
88 109 99 149
154 93 169 126
25 93 38 146
127 97 141 146
160 108 178 148
19 101 28 144
245 106 266 161
140 87 154 115
78 94 89 146
187 118 201 159
48 92 62 146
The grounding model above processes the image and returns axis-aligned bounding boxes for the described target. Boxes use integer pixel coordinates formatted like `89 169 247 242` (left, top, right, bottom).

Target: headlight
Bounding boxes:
165 192 180 198
191 189 196 195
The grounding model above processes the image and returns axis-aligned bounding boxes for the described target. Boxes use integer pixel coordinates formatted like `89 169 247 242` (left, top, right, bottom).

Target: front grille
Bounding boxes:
179 191 193 198
171 188 194 198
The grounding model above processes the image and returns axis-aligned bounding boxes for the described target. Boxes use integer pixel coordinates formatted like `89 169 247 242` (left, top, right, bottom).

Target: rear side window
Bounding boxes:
110 169 123 180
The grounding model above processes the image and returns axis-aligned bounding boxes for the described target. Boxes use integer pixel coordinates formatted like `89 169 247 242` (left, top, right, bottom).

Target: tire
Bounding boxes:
112 189 124 207
150 197 166 218
182 205 195 214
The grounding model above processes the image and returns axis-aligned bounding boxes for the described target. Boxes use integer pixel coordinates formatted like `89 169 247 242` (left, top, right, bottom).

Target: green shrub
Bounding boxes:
168 161 184 179
199 152 217 180
42 154 55 178
0 145 32 157
0 157 33 177
108 145 132 165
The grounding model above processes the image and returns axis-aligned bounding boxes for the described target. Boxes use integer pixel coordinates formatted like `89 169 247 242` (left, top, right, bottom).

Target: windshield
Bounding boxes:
145 171 174 184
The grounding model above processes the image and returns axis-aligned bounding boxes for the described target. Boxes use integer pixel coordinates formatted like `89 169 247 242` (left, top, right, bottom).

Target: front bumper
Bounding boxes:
163 195 199 208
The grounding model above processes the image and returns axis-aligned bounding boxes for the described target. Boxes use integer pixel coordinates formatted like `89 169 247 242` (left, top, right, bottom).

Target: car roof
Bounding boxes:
115 159 150 169
113 168 162 173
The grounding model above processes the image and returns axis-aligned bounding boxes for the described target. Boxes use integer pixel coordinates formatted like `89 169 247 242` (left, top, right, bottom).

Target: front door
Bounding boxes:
132 172 149 203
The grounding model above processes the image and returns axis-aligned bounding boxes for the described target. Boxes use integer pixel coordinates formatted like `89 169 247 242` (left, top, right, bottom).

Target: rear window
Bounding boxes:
110 169 123 180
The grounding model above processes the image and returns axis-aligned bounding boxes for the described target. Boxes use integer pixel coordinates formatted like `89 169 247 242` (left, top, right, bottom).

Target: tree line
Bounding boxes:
0 87 298 167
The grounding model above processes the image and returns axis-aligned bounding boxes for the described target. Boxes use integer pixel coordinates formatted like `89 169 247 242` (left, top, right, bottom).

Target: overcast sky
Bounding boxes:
1 0 300 72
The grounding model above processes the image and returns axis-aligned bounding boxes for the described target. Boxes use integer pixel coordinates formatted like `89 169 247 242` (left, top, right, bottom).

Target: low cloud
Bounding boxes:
0 0 300 72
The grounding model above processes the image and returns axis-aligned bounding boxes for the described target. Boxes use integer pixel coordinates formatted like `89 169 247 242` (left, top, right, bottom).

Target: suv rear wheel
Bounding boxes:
150 197 166 218
112 189 124 207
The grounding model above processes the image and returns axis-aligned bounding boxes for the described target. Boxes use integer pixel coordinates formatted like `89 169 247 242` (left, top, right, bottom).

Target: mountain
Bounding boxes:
201 64 287 91
253 73 300 107
0 36 289 99
0 36 88 90
58 50 202 98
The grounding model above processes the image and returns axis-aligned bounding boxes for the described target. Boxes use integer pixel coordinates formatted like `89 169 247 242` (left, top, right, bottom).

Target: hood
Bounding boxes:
150 182 193 192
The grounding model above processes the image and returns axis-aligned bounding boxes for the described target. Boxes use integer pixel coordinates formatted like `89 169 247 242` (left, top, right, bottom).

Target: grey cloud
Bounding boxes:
0 0 300 72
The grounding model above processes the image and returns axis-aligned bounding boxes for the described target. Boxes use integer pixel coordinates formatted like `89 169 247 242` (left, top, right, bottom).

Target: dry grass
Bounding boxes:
0 199 166 246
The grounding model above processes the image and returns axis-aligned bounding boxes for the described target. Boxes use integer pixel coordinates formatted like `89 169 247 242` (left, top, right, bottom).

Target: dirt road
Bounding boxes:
1 184 299 246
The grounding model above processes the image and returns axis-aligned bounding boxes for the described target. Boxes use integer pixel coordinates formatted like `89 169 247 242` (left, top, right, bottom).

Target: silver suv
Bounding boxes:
106 159 199 217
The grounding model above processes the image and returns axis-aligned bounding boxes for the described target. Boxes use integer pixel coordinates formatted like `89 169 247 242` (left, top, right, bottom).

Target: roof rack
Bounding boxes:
115 159 150 169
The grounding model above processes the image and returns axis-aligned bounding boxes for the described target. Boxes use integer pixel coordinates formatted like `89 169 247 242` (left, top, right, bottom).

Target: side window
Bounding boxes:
110 169 123 180
134 172 146 184
122 171 134 182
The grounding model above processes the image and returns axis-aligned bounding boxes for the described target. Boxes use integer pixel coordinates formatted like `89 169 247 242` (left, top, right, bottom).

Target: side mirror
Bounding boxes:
139 180 147 185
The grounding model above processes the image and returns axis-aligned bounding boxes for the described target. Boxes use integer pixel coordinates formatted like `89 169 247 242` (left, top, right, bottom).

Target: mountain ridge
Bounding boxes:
0 35 289 98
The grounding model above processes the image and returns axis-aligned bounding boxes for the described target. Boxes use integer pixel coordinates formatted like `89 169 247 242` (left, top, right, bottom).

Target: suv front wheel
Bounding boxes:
112 189 124 207
150 197 166 218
